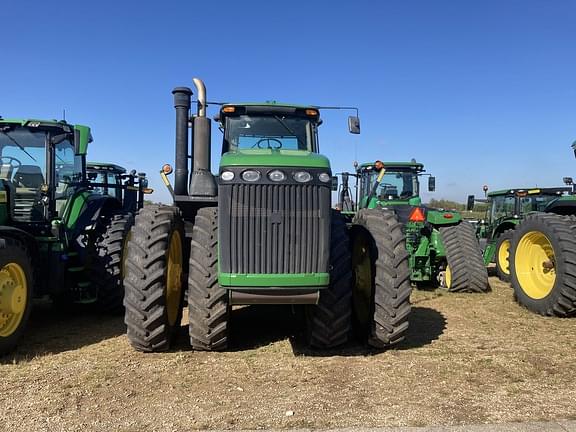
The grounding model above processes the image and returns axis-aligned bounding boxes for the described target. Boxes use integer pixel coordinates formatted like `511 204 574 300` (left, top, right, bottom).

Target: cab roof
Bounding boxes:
487 187 571 197
87 162 127 174
358 161 425 172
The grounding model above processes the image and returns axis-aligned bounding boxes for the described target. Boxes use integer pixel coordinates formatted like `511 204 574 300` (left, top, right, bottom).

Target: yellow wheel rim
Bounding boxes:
0 262 28 337
497 239 511 275
445 265 452 289
166 230 183 326
515 231 555 299
352 234 372 326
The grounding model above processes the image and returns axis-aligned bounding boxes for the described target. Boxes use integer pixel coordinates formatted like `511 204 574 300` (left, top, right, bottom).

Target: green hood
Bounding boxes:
219 149 330 169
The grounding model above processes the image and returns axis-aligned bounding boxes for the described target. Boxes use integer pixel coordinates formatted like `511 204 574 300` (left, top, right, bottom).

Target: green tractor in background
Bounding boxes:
87 162 152 213
0 118 132 354
339 160 488 293
502 144 576 316
467 186 571 282
123 78 412 352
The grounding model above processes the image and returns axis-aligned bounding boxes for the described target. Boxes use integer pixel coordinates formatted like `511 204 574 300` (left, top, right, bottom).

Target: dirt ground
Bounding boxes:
1 276 575 431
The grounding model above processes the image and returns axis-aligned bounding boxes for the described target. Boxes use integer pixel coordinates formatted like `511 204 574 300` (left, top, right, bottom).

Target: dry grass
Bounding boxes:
1 277 575 431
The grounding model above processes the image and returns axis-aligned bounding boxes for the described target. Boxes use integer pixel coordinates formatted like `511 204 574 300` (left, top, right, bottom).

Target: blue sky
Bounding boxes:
2 0 575 203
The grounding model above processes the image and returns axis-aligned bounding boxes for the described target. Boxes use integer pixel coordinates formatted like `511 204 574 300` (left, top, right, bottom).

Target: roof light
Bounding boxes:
162 164 173 175
409 207 426 222
222 106 236 113
305 109 318 116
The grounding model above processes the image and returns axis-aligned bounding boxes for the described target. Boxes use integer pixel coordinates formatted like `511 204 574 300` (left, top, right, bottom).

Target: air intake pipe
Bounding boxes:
189 77 217 197
172 86 192 196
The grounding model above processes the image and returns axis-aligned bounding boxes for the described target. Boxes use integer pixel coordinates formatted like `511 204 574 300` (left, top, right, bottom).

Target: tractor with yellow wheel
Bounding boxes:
0 118 132 354
506 143 576 316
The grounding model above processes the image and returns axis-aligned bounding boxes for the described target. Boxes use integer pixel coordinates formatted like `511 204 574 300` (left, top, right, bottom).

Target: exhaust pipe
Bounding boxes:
172 87 192 196
189 77 217 197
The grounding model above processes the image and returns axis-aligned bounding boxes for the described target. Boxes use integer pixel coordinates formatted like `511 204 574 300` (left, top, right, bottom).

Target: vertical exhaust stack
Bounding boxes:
172 86 192 196
189 77 217 197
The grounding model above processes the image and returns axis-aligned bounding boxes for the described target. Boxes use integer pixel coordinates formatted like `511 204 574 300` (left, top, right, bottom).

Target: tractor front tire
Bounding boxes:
0 237 33 355
439 221 488 293
188 207 229 351
306 211 353 349
93 212 134 313
124 205 185 352
351 208 412 348
509 213 576 316
495 229 514 282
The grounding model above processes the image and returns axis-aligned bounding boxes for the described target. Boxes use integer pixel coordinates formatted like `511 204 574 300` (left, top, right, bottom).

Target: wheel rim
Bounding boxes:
166 230 183 326
445 265 452 289
515 230 555 299
497 239 511 275
0 262 28 337
352 234 372 327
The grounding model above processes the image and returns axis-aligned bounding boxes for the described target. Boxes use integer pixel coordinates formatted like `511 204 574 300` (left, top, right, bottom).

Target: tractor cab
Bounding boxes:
0 119 90 230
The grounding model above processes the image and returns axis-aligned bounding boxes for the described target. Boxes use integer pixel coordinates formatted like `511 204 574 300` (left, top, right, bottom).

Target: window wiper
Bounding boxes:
0 128 38 162
273 116 307 150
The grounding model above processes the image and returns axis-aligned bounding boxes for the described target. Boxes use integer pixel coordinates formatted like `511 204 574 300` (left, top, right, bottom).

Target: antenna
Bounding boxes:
62 109 66 122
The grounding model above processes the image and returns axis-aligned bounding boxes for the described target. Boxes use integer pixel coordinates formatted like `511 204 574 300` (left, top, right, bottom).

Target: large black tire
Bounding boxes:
124 205 185 352
0 237 33 355
495 229 514 282
306 211 353 348
509 213 576 317
351 208 412 348
439 221 488 293
188 207 229 351
92 212 134 313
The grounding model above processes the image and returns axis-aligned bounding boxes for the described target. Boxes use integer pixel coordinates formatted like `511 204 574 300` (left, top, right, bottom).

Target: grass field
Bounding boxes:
1 277 575 431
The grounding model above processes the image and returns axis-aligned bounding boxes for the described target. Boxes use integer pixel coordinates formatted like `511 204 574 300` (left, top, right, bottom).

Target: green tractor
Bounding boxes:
87 162 152 213
503 144 576 316
0 118 133 354
467 186 571 282
123 78 412 352
340 160 488 293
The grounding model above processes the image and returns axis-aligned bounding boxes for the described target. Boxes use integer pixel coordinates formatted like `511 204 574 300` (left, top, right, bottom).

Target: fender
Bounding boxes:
63 190 122 241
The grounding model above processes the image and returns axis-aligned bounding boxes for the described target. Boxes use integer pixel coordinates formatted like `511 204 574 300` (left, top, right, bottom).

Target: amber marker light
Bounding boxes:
305 109 318 116
222 106 236 113
162 164 173 175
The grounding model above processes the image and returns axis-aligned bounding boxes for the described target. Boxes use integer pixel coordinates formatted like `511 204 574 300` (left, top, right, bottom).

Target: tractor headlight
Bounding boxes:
220 171 235 181
241 170 261 182
268 170 286 182
293 171 312 183
318 173 331 183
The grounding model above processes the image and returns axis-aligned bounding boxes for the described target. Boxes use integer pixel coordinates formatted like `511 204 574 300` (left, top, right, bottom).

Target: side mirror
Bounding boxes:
563 177 573 185
571 141 576 159
348 116 360 134
331 176 338 191
466 195 475 211
428 176 436 192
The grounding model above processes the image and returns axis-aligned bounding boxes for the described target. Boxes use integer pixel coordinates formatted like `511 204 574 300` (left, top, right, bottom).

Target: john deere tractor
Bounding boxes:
87 162 151 213
344 160 488 293
0 118 132 354
503 144 576 316
468 187 571 282
123 78 412 352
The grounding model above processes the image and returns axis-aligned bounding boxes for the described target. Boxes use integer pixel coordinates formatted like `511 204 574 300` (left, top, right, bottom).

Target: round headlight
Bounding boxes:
220 171 235 181
293 171 312 183
241 170 261 182
268 170 286 182
318 173 331 183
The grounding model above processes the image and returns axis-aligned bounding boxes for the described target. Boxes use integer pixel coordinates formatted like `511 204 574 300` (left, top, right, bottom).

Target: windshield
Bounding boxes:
224 115 316 152
0 125 83 204
361 169 420 201
489 195 516 222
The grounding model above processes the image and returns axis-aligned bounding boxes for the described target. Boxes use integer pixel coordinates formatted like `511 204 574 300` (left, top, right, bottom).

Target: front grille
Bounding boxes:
219 183 331 275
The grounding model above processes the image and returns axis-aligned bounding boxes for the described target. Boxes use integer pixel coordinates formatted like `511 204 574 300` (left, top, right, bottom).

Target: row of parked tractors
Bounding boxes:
1 78 574 355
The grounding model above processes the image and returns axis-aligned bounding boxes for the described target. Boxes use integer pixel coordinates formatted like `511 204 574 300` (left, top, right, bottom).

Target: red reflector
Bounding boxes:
409 207 426 222
443 213 453 219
